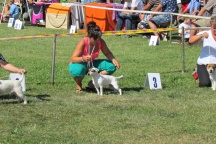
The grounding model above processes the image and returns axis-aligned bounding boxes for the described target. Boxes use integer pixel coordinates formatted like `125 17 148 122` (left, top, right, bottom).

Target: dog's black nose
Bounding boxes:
210 70 213 73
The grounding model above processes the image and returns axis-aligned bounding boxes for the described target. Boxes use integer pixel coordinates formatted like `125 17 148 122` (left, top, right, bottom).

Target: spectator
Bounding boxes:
183 0 200 15
148 0 177 42
115 0 144 38
178 16 191 44
190 0 216 37
0 54 26 74
189 16 216 87
1 3 10 21
177 0 200 23
137 0 160 29
181 0 191 12
68 21 120 93
22 0 33 22
2 0 19 22
177 0 182 13
174 0 182 26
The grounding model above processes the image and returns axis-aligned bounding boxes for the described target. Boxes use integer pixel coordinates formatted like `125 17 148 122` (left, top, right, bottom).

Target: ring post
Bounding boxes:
182 27 185 73
169 14 173 44
51 34 57 85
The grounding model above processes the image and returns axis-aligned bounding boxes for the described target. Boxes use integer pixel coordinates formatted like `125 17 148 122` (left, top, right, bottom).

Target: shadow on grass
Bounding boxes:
0 94 24 104
0 94 17 100
160 70 190 74
0 94 51 104
35 94 50 101
84 87 144 94
122 87 143 92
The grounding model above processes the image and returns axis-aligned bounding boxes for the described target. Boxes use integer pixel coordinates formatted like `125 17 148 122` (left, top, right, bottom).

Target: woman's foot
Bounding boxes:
75 89 83 93
75 85 82 93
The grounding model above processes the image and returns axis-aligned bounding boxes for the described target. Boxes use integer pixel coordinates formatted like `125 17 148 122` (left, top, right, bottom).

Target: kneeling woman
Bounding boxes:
189 16 216 87
68 21 120 93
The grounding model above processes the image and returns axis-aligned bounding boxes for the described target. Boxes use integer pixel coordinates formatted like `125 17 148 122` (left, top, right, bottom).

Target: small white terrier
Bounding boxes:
88 67 123 95
0 73 27 104
206 64 216 90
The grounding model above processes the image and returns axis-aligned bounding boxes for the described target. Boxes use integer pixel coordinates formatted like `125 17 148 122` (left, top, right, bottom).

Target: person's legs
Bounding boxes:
131 14 139 30
124 14 139 30
73 78 83 92
125 14 133 30
23 9 32 22
2 13 10 22
115 13 127 30
178 3 182 13
22 12 29 21
148 15 170 40
68 63 88 91
93 59 116 75
197 64 211 87
148 21 159 36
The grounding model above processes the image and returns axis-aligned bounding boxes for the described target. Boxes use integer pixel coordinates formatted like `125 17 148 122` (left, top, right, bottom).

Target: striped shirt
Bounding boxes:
148 0 161 11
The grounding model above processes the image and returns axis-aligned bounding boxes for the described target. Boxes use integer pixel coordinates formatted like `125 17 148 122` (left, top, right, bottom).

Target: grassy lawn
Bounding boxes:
0 11 216 144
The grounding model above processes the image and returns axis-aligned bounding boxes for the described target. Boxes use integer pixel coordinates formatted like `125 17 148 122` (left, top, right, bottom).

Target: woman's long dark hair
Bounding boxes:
87 21 102 40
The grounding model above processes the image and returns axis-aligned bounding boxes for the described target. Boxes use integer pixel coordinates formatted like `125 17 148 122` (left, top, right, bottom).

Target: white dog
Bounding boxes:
88 67 123 95
0 73 27 104
206 64 216 90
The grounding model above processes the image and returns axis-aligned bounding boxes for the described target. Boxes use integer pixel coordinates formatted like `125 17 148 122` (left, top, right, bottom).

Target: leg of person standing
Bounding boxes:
197 64 211 87
115 13 127 31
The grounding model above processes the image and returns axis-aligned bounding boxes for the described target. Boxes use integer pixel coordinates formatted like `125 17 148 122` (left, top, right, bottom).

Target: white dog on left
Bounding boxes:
88 67 123 95
0 73 27 104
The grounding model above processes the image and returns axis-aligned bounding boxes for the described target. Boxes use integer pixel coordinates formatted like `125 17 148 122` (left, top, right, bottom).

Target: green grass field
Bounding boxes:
0 17 216 143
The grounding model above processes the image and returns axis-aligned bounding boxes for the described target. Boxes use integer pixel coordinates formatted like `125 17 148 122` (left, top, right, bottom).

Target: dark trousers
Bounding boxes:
197 64 211 87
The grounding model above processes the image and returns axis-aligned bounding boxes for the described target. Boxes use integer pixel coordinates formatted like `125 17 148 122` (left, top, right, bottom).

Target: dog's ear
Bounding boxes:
92 68 99 73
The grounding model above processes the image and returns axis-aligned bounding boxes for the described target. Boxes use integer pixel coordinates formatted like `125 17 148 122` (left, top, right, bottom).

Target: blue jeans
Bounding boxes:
151 15 170 27
115 13 139 30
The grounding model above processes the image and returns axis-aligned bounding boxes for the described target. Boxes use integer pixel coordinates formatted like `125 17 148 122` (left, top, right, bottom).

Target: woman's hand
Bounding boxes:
83 55 91 62
112 59 120 69
17 69 26 74
202 32 209 38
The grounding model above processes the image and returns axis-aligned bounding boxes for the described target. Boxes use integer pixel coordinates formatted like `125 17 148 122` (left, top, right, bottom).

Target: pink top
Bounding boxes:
82 37 102 62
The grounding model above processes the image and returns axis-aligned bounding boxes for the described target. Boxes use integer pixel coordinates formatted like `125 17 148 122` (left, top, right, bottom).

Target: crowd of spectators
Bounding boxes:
1 0 215 41
114 0 215 41
1 0 19 22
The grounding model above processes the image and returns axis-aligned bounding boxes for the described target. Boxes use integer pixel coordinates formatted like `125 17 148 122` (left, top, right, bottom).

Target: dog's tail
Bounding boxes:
116 75 124 79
